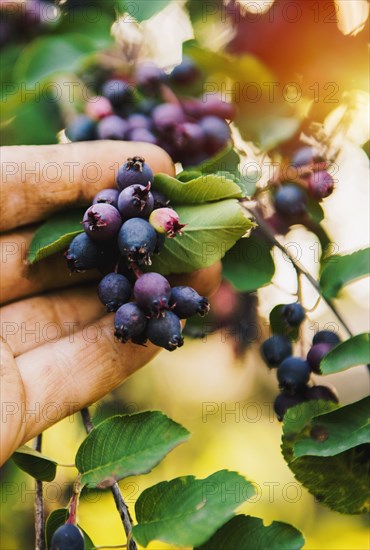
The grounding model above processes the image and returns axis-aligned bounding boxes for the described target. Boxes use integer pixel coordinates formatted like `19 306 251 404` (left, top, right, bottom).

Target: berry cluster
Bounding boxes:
65 57 235 166
260 303 339 420
268 146 335 232
65 157 209 351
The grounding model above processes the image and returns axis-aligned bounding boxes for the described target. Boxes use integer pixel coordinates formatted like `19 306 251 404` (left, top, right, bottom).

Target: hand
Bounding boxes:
0 141 221 465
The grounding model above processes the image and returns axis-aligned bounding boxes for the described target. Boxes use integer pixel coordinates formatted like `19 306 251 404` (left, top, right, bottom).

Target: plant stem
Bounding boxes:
80 408 138 550
34 434 45 550
242 202 354 338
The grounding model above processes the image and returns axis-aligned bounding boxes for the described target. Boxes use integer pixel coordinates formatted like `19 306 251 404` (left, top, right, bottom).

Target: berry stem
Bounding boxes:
80 408 138 550
242 202 354 338
34 433 46 550
66 483 81 526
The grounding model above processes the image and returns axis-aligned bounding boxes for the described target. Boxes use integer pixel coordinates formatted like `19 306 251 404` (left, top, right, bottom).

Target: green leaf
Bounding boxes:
320 248 370 299
292 397 370 459
28 209 84 264
75 412 189 488
12 446 57 482
320 333 370 374
195 515 305 550
151 201 253 275
282 400 370 514
132 470 255 547
55 10 114 49
269 305 299 342
194 145 240 178
306 195 324 224
14 35 100 87
45 509 94 549
117 0 171 21
222 233 275 291
177 170 203 182
153 173 242 204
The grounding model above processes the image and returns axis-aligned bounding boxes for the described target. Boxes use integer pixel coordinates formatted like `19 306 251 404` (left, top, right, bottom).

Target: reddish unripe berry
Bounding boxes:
149 207 186 238
308 170 334 200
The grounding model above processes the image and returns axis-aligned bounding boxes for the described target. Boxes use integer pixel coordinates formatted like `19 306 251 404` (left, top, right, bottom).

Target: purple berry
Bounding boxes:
305 385 339 404
96 115 128 140
277 357 311 393
200 116 231 155
134 273 171 316
135 62 165 95
147 311 184 351
292 146 316 167
149 207 186 238
118 184 154 221
170 286 209 318
281 303 305 327
200 95 237 120
312 330 341 346
152 103 185 134
128 128 158 145
114 303 147 343
93 188 120 208
82 203 122 242
65 233 112 273
170 56 201 86
307 343 333 374
274 184 307 218
102 79 133 108
118 218 158 265
308 170 334 200
174 122 205 153
127 113 152 132
65 115 96 142
261 335 292 368
98 273 132 312
116 156 154 191
274 392 306 421
51 523 84 550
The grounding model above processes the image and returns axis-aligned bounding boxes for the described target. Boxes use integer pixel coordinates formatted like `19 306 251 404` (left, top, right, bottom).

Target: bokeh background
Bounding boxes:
0 1 369 549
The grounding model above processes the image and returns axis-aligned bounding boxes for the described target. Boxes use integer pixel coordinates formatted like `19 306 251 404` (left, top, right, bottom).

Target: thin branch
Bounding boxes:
80 408 138 550
242 202 354 338
34 434 46 550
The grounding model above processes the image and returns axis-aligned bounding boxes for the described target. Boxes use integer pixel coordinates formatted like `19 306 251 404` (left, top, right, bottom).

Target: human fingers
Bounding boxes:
1 284 104 357
0 228 98 305
0 141 175 232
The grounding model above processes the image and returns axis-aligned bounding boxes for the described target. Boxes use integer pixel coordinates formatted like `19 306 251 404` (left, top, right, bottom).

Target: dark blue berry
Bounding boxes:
292 146 315 167
93 189 120 208
305 385 339 403
200 116 231 155
307 343 333 373
65 233 108 272
312 330 341 346
102 79 133 108
65 115 96 142
274 392 306 421
118 218 157 265
277 357 311 392
135 62 165 95
152 103 185 134
281 303 305 327
118 184 154 221
261 335 292 367
170 56 201 86
114 303 147 343
152 190 170 210
96 115 128 140
116 157 154 191
82 203 122 242
308 170 334 200
98 273 132 312
170 286 210 318
147 311 184 351
51 523 85 550
134 273 171 316
274 184 307 218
